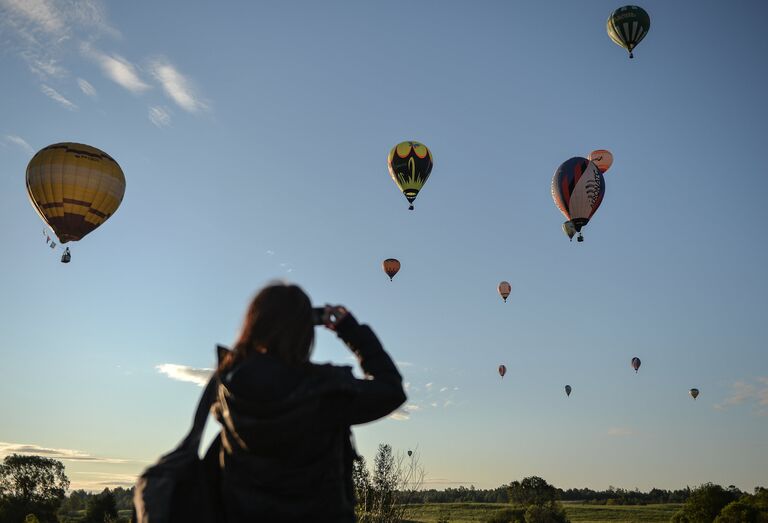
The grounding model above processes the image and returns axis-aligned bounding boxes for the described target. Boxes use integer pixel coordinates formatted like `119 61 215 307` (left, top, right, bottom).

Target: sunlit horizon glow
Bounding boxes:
1 0 766 494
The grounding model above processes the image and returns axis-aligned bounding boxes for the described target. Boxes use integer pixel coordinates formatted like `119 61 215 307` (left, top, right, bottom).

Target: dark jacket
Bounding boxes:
211 315 406 522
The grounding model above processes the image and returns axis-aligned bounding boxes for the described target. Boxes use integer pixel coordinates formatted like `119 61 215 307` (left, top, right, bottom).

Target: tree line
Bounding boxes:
402 484 697 505
2 452 767 522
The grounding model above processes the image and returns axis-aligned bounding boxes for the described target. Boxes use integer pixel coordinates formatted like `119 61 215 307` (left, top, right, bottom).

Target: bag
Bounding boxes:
133 362 223 523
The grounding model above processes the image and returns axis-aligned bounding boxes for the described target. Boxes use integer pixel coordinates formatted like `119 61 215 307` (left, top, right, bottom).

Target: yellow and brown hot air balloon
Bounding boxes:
498 365 507 378
387 141 433 210
382 258 401 281
498 281 511 303
588 150 614 174
26 143 125 255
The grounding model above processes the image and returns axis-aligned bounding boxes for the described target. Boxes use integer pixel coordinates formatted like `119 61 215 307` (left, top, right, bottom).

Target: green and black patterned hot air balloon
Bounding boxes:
388 141 433 210
607 5 650 59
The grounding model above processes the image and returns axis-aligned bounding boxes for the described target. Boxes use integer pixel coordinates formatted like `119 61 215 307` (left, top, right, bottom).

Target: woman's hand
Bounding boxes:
322 304 349 331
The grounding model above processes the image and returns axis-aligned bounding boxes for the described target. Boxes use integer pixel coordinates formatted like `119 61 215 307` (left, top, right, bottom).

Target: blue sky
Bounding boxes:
1 0 766 492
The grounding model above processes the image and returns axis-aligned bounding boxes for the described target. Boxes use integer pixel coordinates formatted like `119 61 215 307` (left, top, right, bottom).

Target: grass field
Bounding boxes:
402 502 682 523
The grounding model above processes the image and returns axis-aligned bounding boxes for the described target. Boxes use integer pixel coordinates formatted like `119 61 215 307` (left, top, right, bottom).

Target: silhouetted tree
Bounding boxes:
353 456 373 511
0 454 69 523
84 488 118 523
508 477 559 506
356 444 424 523
671 483 740 523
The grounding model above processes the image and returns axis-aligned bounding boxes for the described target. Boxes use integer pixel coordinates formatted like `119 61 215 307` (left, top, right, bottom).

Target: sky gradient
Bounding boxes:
1 0 767 492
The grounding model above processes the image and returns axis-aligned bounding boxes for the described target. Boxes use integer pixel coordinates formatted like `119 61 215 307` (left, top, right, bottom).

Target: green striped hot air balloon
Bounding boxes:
607 6 650 59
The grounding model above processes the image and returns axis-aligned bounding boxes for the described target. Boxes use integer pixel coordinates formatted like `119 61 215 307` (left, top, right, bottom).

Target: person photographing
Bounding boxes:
211 283 406 522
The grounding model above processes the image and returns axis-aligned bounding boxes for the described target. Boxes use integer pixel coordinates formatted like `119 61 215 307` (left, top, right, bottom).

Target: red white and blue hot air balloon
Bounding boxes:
551 157 606 242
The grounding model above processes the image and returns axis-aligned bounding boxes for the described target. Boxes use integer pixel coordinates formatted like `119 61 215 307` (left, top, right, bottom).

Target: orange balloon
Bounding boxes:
382 258 401 281
588 150 613 174
498 365 506 378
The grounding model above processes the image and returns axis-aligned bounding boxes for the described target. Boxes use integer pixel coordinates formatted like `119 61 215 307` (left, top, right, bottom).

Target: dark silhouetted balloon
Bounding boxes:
382 258 401 281
689 388 699 400
607 6 651 59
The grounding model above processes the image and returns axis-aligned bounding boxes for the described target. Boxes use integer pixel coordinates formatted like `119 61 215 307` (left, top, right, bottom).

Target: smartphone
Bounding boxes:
312 307 325 326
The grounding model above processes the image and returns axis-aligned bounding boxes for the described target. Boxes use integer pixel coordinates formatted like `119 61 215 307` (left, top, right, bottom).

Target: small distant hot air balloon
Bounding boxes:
562 221 577 241
407 450 413 457
607 6 651 59
689 388 699 400
588 150 613 174
565 385 572 397
388 141 433 210
498 281 511 303
498 365 506 378
631 357 641 373
551 157 605 242
382 258 401 281
26 142 126 262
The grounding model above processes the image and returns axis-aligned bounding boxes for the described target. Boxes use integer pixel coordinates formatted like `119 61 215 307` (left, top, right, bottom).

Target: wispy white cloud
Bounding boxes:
156 364 212 387
0 0 117 37
425 382 433 390
66 0 120 38
389 403 420 421
439 387 448 393
3 134 34 154
607 427 634 437
40 84 77 109
149 58 207 112
0 0 66 35
148 106 171 127
0 442 129 464
77 77 96 96
266 250 275 255
715 377 768 415
27 54 67 78
83 46 150 93
1 0 119 82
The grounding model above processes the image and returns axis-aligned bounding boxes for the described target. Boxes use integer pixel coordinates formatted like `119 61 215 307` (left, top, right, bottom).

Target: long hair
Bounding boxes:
219 283 314 373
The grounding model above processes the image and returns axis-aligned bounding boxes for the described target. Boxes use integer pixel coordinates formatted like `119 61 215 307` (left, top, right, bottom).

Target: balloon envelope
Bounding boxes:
498 365 506 378
565 385 572 397
631 357 641 372
689 388 699 400
387 141 433 210
382 258 401 280
498 281 511 302
551 157 605 233
588 150 613 174
26 143 125 244
607 5 651 58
